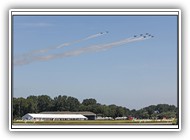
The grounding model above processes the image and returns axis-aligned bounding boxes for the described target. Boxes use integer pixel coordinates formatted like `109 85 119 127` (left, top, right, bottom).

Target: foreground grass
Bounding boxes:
13 119 177 125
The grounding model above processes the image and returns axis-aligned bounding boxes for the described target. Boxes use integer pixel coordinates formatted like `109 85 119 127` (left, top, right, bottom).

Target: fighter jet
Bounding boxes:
134 35 137 37
100 31 109 34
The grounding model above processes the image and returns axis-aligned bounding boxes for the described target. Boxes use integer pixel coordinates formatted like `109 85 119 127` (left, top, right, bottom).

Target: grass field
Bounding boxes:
13 119 177 125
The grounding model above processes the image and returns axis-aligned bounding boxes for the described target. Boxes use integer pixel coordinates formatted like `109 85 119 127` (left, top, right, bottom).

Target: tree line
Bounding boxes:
13 95 178 120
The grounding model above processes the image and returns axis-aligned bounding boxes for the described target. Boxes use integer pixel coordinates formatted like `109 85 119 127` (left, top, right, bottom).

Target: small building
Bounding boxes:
96 116 113 120
115 116 128 120
22 113 88 121
41 111 96 120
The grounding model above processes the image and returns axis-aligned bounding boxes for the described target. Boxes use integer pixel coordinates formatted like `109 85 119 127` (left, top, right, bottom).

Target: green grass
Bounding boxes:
13 119 177 125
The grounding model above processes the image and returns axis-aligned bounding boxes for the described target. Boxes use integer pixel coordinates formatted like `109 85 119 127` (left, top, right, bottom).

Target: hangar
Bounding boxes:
22 113 88 121
41 111 96 120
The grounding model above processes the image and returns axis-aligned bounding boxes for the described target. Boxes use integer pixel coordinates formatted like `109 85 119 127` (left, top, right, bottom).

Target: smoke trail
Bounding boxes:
14 35 152 66
37 36 146 61
14 32 107 66
34 32 107 53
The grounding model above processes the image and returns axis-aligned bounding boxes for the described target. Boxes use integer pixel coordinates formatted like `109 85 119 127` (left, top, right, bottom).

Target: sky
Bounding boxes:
13 15 178 110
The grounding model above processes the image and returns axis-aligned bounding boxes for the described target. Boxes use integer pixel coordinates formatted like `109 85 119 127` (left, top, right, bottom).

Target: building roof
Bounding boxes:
24 113 87 119
40 111 96 116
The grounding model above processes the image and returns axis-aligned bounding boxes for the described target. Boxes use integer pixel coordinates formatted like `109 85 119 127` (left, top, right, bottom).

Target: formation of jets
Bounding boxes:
134 33 154 38
98 31 154 39
100 31 109 34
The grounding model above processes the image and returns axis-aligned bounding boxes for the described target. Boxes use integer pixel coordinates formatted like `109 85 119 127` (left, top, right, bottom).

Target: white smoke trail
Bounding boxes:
37 36 146 61
56 32 105 49
30 32 106 54
14 32 107 66
14 35 152 66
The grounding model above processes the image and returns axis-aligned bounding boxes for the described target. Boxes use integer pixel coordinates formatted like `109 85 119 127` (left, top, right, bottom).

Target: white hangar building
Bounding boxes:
41 111 96 120
22 113 88 121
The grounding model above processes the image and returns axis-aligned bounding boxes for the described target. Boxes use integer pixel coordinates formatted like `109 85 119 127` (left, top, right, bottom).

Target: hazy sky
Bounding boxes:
13 15 178 109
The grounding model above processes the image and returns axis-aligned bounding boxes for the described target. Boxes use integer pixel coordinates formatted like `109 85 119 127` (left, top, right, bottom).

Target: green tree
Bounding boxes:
79 104 86 111
13 97 28 119
108 104 117 119
37 95 53 112
136 109 149 119
82 98 97 106
145 105 156 118
13 97 20 119
156 104 170 113
115 106 126 117
26 95 38 113
53 95 67 111
66 96 80 111
12 95 178 121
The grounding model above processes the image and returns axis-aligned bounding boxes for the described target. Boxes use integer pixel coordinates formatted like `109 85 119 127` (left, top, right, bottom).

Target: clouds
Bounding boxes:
19 22 54 28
